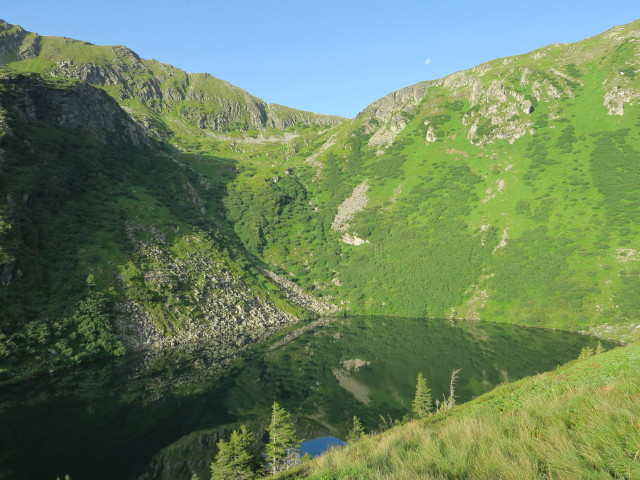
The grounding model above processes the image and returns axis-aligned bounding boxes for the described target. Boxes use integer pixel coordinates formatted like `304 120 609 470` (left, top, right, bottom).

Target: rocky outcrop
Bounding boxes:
0 20 29 57
425 124 437 143
358 81 432 126
260 268 339 315
603 67 639 116
340 233 369 246
368 113 409 147
114 223 299 351
461 77 535 146
0 73 151 146
358 81 434 148
267 103 344 129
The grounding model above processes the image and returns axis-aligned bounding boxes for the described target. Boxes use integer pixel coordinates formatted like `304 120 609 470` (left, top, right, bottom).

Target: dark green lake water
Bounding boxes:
0 317 607 480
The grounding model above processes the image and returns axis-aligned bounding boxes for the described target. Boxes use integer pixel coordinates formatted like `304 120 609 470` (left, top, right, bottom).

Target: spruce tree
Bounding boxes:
265 402 301 475
210 425 256 480
347 415 366 442
578 345 594 360
411 372 433 419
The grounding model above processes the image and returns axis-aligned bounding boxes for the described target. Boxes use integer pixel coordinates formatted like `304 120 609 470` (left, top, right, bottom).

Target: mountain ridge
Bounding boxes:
0 19 345 139
214 17 640 341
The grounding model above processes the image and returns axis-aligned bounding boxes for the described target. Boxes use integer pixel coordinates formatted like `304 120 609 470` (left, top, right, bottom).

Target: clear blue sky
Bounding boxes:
3 1 639 118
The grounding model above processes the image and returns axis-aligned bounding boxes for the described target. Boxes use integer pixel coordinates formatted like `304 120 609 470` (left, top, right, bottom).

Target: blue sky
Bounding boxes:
3 1 639 117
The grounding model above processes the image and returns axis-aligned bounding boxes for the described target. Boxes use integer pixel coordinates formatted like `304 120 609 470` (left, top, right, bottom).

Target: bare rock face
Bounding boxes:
603 83 639 115
359 81 432 125
461 77 535 146
424 124 437 143
332 180 370 232
0 73 151 146
0 20 28 57
358 81 434 148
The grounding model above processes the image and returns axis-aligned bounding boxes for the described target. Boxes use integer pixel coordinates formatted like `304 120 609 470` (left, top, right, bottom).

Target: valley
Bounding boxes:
0 15 639 480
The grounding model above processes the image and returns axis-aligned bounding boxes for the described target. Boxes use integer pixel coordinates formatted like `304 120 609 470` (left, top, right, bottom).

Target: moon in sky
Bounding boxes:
425 58 432 65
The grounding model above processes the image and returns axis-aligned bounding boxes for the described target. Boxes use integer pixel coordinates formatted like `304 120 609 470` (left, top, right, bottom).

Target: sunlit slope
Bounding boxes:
280 343 640 479
0 19 345 139
221 20 640 341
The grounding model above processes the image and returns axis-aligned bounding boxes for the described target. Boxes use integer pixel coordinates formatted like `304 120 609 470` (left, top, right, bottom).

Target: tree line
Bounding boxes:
208 370 459 479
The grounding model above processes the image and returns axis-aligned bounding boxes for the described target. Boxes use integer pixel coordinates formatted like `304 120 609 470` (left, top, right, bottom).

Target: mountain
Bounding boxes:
0 20 344 139
0 20 348 384
1 18 639 384
216 20 640 341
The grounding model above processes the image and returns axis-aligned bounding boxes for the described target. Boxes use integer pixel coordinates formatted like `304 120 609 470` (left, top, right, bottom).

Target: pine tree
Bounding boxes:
210 425 256 480
265 402 301 475
347 415 366 442
412 372 433 419
578 345 594 360
595 341 604 354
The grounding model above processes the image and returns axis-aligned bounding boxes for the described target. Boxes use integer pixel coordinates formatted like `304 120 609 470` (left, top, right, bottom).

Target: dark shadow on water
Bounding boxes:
0 316 613 480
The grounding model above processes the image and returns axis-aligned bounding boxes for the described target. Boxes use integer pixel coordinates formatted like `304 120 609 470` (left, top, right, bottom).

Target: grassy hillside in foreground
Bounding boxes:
278 343 640 479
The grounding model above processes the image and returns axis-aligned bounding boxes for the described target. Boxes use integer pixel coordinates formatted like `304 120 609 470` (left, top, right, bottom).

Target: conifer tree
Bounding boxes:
265 402 301 475
595 341 604 354
578 345 594 360
347 415 366 442
210 425 256 480
412 372 433 419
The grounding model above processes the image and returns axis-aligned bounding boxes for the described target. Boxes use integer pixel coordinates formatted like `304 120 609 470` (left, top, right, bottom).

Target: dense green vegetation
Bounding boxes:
277 343 640 479
1 17 640 383
204 21 640 341
0 73 305 384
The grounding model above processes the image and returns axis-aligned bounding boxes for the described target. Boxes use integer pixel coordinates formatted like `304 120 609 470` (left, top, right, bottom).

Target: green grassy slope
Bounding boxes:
279 343 640 479
217 20 640 342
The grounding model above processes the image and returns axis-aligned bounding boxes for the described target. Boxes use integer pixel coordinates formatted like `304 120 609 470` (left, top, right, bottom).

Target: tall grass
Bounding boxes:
278 345 640 479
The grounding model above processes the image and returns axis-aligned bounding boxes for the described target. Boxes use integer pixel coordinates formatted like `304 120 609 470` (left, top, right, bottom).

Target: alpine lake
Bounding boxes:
0 316 611 480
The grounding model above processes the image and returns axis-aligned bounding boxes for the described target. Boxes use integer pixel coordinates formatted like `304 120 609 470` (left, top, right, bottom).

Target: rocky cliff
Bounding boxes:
0 72 151 145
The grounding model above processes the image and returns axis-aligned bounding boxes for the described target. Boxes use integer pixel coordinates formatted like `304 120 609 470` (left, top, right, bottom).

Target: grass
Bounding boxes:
278 343 640 479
